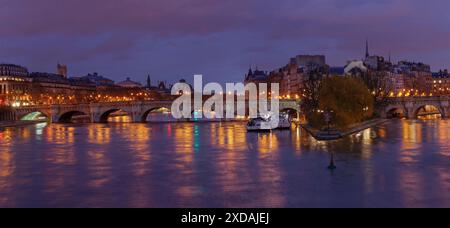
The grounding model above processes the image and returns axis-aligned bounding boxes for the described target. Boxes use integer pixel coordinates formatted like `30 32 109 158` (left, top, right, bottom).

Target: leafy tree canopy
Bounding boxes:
318 76 374 128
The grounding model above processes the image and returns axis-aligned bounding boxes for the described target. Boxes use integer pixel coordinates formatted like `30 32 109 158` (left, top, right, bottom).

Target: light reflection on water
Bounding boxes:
0 119 449 207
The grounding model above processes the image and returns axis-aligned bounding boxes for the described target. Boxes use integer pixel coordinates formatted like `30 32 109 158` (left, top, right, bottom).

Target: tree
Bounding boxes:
301 65 325 116
359 70 392 108
317 76 374 129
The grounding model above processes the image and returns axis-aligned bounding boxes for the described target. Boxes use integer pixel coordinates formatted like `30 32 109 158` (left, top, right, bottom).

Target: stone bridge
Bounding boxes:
1 99 300 123
381 96 450 119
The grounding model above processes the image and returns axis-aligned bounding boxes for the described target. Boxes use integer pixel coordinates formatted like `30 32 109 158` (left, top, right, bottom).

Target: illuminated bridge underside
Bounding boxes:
382 97 450 119
2 100 300 123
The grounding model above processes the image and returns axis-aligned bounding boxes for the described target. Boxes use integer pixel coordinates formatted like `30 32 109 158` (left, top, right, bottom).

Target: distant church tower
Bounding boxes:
146 75 152 88
57 63 68 78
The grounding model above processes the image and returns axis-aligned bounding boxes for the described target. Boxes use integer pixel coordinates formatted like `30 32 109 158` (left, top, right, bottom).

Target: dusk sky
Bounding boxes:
1 0 450 84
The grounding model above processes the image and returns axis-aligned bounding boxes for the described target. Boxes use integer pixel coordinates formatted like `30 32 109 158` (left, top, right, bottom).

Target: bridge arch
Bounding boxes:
414 104 444 119
58 110 90 123
383 104 408 119
280 108 302 120
385 106 406 119
141 107 172 122
20 111 50 121
98 108 133 123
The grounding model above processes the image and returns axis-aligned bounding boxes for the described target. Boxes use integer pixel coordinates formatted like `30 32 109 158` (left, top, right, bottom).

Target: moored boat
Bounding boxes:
247 117 274 131
276 113 292 130
247 113 292 132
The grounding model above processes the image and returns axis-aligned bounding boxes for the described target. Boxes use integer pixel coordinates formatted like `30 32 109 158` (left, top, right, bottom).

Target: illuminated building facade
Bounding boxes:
0 64 32 106
0 63 172 106
360 42 433 96
432 70 450 95
29 72 96 104
270 63 304 98
245 55 330 99
396 61 433 94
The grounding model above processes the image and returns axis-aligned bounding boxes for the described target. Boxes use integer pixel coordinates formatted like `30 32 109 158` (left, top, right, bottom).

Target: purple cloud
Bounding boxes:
1 0 450 83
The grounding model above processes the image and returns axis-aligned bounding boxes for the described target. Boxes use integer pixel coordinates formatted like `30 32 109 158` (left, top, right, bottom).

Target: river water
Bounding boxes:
0 120 449 208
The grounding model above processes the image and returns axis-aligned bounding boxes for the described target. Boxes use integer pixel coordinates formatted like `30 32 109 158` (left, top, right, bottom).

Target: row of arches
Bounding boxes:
31 105 439 123
13 107 302 124
16 105 446 123
69 107 174 123
386 105 444 120
12 107 173 123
